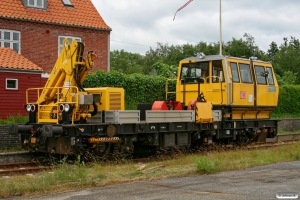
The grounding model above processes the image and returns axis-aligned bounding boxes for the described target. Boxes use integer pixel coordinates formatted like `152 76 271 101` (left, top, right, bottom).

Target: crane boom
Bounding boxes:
26 39 98 124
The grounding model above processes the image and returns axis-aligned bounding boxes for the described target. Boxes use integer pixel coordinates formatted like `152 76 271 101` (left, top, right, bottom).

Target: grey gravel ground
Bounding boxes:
9 161 300 200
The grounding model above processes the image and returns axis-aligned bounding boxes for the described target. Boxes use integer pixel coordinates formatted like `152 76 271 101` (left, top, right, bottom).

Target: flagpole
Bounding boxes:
219 0 222 55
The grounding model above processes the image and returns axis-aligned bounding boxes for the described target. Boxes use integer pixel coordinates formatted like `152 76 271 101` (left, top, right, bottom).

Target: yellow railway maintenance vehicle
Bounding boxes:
163 53 279 144
10 43 279 155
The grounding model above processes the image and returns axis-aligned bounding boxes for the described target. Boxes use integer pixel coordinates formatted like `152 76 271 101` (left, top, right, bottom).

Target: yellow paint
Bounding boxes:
172 55 279 121
25 39 125 124
195 102 213 123
88 137 120 143
85 87 124 111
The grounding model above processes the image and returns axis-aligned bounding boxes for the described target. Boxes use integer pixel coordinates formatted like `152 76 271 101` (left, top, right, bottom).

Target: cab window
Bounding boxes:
212 60 224 82
255 66 267 85
239 63 252 83
266 67 274 85
180 62 209 83
230 62 240 82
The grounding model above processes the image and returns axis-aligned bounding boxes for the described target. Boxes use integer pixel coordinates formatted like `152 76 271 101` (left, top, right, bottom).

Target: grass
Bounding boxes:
278 129 300 135
0 114 28 124
0 146 24 153
271 113 300 119
1 142 300 198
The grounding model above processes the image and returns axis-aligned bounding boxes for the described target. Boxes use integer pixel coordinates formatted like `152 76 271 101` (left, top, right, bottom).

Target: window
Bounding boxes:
0 30 21 53
230 62 240 82
212 60 224 82
62 0 73 7
6 79 18 90
24 0 46 9
239 63 252 83
266 67 274 85
28 0 43 8
58 36 81 56
255 66 267 84
180 62 209 84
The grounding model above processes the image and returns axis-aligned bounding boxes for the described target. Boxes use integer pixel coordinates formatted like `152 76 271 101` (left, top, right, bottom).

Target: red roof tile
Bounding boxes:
0 0 111 30
0 47 43 71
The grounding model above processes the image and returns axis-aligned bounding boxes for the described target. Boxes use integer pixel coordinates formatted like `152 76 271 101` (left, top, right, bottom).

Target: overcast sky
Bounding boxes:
91 0 300 55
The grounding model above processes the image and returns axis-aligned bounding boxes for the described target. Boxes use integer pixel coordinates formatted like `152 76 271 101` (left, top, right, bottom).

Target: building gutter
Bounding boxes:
0 16 112 32
0 67 43 74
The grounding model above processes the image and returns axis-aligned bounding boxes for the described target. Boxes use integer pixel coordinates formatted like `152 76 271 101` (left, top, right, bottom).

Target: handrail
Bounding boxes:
26 86 79 124
165 79 177 100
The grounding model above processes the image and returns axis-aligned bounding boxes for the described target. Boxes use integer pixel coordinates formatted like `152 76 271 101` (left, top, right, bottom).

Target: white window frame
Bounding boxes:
6 78 18 90
27 0 44 8
58 36 81 56
0 29 21 53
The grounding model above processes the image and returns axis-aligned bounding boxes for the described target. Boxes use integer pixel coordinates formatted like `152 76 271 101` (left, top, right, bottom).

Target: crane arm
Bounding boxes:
38 39 97 104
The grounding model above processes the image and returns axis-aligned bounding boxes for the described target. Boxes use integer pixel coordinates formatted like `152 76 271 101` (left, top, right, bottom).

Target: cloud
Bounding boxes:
92 0 300 54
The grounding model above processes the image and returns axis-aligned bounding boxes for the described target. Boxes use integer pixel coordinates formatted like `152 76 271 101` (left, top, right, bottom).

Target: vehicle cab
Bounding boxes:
175 53 279 120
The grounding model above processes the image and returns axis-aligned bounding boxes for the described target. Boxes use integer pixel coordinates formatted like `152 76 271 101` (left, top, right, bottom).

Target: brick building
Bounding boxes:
0 0 111 118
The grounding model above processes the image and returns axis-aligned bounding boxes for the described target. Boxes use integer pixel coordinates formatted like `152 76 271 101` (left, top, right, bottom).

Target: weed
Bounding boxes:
270 113 300 119
74 155 86 167
0 114 28 124
54 157 88 184
0 145 24 153
251 151 259 158
195 156 221 173
278 129 300 135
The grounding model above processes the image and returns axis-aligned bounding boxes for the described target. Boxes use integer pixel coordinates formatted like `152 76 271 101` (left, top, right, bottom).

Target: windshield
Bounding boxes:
180 62 209 79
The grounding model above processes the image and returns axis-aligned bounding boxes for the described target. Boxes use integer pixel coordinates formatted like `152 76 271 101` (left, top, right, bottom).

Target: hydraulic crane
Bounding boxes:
25 39 122 125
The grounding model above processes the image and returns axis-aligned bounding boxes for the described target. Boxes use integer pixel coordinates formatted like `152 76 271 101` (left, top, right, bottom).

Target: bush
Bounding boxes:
272 85 300 117
0 114 28 124
83 70 174 109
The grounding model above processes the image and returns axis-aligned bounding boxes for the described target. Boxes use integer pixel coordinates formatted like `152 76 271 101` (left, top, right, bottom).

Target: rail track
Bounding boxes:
0 133 299 176
0 161 55 176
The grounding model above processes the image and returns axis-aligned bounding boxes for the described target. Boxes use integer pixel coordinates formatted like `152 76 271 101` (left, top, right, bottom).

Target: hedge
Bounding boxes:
83 70 300 116
83 70 174 109
272 85 300 117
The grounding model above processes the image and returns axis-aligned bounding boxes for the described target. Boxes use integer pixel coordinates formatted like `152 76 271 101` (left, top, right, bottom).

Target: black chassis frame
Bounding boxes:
14 116 279 154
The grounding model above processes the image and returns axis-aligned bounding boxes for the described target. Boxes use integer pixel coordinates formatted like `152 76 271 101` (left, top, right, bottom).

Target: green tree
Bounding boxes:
143 42 193 74
267 41 279 61
194 41 219 55
272 36 300 84
223 33 266 60
152 62 177 78
110 50 144 74
276 71 297 85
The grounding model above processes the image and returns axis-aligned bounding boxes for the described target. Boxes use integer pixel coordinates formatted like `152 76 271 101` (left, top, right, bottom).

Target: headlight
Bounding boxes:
26 104 31 112
64 104 70 112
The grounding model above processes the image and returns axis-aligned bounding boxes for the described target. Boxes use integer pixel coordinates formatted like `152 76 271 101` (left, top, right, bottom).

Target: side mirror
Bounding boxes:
260 70 269 78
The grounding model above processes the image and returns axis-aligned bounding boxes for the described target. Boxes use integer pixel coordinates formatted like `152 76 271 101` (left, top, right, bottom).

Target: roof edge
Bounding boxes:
0 67 43 74
0 16 112 32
